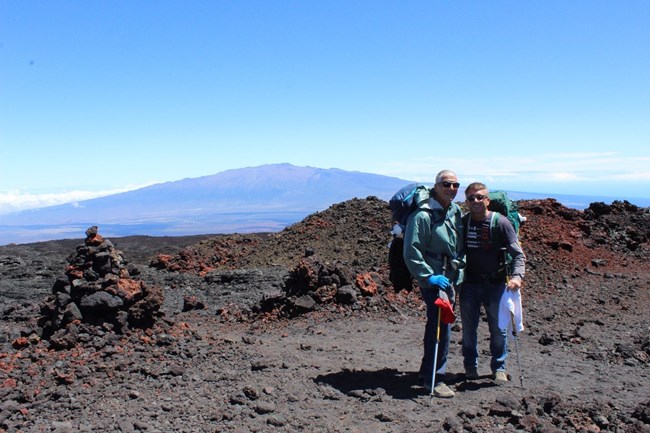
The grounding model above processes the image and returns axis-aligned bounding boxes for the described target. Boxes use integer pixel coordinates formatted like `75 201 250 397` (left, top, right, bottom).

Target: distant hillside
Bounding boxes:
0 164 414 245
2 163 647 246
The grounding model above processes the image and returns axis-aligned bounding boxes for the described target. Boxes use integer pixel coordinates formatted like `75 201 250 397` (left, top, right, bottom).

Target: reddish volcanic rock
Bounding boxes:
0 197 648 433
355 272 379 296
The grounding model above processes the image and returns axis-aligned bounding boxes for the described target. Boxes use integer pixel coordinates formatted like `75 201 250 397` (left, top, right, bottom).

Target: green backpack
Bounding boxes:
487 190 522 235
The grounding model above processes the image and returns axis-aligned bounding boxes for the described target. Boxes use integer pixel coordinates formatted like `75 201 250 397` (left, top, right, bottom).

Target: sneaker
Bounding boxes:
465 368 479 380
433 382 455 398
494 371 508 384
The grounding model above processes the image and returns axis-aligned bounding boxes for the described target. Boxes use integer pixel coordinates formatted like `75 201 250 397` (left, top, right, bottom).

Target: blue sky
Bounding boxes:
1 1 649 214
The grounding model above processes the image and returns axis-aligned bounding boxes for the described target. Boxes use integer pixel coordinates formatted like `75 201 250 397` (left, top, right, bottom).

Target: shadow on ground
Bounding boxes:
316 368 511 400
315 368 424 400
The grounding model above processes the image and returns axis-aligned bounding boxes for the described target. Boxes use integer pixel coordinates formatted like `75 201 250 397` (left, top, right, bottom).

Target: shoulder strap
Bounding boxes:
489 211 502 246
465 212 501 243
462 213 470 238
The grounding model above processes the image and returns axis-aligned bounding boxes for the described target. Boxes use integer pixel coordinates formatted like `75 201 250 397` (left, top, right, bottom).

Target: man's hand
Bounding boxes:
507 277 522 291
427 274 450 289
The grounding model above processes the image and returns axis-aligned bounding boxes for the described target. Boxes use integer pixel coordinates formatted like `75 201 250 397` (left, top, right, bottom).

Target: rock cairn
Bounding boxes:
39 226 163 349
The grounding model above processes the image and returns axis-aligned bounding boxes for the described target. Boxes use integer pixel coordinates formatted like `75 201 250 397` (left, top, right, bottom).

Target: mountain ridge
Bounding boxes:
0 164 413 245
2 163 648 246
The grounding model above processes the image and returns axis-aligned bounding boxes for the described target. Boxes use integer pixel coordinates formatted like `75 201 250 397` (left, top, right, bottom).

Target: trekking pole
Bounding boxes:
429 307 442 404
511 311 524 388
429 256 448 404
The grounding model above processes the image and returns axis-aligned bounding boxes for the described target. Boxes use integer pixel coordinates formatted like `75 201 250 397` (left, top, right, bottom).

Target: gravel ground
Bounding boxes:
1 197 649 432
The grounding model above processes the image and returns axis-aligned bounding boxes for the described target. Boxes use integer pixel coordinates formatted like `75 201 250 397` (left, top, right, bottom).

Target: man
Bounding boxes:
403 170 465 398
461 182 525 383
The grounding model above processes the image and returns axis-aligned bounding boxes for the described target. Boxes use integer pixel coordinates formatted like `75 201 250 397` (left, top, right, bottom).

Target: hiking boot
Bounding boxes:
433 382 455 398
494 371 508 384
423 379 455 398
465 368 479 380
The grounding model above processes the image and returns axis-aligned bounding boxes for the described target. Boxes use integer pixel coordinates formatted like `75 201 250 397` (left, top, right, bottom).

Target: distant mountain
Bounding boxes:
2 163 647 246
0 164 415 245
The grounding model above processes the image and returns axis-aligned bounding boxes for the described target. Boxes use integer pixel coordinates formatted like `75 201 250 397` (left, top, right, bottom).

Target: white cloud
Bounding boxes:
0 183 157 215
376 152 650 183
372 152 650 198
612 170 650 181
546 172 582 181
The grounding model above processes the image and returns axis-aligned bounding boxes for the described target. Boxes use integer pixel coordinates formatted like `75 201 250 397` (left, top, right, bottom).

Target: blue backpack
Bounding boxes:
389 183 429 226
388 183 428 292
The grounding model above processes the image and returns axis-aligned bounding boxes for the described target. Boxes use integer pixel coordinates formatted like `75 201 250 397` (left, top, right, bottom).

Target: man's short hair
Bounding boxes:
465 182 488 195
435 170 457 184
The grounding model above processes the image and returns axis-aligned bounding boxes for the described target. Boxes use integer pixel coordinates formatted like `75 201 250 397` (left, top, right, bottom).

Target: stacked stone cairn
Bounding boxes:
39 226 163 349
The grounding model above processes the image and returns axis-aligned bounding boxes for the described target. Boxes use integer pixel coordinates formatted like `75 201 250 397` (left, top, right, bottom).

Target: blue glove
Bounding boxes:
427 274 450 289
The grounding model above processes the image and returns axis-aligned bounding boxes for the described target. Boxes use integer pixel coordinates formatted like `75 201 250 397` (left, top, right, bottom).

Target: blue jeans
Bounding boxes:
460 282 508 373
419 286 451 382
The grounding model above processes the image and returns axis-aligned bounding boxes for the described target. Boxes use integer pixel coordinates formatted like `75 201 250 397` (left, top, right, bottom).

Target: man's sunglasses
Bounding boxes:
439 181 460 189
466 194 487 202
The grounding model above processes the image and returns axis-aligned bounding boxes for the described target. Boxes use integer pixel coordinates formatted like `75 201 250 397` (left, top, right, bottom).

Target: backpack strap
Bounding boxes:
464 211 501 247
489 211 514 277
462 212 470 239
421 208 455 262
489 211 501 247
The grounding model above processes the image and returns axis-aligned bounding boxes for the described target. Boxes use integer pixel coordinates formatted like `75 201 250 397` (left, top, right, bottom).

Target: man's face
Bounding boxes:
434 175 460 203
465 188 490 213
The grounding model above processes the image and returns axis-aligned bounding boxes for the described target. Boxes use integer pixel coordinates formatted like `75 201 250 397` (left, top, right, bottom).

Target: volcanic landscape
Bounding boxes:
0 197 648 433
